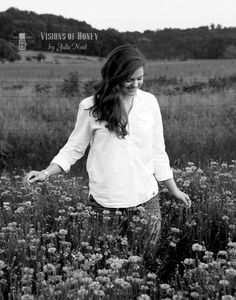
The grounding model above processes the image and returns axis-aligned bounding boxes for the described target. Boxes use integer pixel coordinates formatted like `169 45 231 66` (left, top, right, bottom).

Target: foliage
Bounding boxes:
60 72 84 98
0 38 21 62
36 52 46 62
1 8 236 59
223 45 236 59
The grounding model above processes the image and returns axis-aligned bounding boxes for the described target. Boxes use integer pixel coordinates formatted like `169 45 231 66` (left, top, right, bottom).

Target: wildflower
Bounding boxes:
222 296 235 300
77 287 89 297
221 163 228 168
140 285 149 291
192 243 203 252
228 249 236 256
176 178 183 184
15 206 24 213
141 218 148 225
96 276 111 284
137 206 146 213
128 255 142 263
183 180 190 187
97 269 110 276
196 168 203 174
205 251 213 257
185 167 193 174
107 257 126 269
222 215 230 221
21 295 34 300
160 283 170 290
218 250 228 257
121 237 128 245
48 247 57 254
219 279 229 286
23 267 34 275
170 227 180 234
59 229 67 236
169 242 177 247
199 263 208 269
210 161 218 167
132 215 140 222
147 272 157 279
43 263 56 274
110 261 123 270
94 290 105 297
190 292 200 299
65 196 72 202
114 278 131 289
229 224 235 230
115 210 122 216
183 258 195 265
225 268 236 278
227 242 236 248
102 210 110 215
137 294 151 300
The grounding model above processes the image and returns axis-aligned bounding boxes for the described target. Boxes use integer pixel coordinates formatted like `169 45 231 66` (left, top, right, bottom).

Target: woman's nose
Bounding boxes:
131 80 139 87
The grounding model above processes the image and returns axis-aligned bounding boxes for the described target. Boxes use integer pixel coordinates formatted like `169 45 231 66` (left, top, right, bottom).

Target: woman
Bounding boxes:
24 45 191 254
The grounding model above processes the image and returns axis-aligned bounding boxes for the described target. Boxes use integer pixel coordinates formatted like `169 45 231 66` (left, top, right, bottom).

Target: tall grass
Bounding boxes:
1 56 236 81
0 77 235 174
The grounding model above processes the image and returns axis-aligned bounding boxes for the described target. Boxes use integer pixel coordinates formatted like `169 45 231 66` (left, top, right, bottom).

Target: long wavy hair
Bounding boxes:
87 44 146 139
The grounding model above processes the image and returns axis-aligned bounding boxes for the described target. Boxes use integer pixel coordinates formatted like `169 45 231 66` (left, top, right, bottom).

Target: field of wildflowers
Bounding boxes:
0 160 236 299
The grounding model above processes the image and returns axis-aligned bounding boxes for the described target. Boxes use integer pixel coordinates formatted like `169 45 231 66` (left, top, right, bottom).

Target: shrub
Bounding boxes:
36 52 46 62
0 38 21 62
60 72 83 97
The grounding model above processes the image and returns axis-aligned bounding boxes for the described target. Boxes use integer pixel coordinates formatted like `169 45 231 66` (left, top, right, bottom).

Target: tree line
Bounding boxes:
1 7 236 60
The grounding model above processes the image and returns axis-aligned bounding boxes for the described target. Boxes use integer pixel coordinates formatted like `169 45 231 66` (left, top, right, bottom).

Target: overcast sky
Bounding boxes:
1 0 236 32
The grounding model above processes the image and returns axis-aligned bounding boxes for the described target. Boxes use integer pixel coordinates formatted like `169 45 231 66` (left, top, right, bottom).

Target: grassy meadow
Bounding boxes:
0 51 235 172
0 52 236 299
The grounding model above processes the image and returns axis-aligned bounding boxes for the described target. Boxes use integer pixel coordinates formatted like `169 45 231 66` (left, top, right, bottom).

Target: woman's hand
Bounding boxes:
172 189 191 209
163 178 191 209
23 170 47 186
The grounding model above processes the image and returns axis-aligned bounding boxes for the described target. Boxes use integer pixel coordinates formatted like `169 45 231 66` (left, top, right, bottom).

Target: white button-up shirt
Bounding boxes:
51 89 173 208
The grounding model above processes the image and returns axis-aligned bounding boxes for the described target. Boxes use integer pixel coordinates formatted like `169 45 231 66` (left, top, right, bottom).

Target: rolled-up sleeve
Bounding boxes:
151 95 173 182
50 101 92 173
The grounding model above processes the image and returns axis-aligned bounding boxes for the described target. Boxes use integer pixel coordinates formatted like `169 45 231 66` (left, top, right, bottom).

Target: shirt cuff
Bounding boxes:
50 156 71 173
154 168 173 182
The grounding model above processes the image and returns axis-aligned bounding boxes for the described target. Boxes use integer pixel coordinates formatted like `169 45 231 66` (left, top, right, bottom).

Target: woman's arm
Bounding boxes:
163 177 191 208
24 99 93 185
24 163 63 185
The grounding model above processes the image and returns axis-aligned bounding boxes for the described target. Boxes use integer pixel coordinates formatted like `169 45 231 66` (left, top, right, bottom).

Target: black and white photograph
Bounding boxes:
0 0 236 299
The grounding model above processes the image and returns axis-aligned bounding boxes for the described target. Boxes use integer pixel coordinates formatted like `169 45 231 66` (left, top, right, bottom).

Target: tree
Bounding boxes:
0 38 21 62
223 45 236 59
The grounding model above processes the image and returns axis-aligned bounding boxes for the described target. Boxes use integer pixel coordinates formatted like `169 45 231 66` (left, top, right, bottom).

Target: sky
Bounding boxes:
1 0 236 32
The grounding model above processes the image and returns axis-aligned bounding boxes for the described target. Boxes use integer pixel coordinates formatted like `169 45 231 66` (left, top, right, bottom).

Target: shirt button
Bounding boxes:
153 192 155 195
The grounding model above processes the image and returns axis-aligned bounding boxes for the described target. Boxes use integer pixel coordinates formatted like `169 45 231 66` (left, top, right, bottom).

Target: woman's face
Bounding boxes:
119 66 144 98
